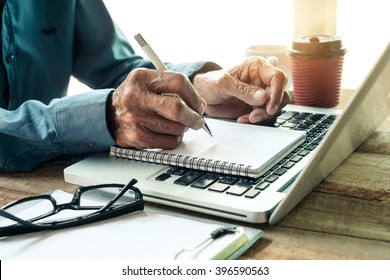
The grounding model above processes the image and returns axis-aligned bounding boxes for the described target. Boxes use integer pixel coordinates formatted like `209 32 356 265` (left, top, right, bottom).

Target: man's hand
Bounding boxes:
192 56 291 123
107 68 206 150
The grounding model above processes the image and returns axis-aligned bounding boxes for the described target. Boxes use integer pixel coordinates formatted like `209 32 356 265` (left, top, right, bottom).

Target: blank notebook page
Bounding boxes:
110 118 305 178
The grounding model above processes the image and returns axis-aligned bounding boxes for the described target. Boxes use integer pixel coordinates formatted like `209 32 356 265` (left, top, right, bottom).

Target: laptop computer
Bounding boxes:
64 41 390 224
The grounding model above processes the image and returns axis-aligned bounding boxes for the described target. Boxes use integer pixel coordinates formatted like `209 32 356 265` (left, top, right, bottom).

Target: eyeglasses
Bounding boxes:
0 179 144 237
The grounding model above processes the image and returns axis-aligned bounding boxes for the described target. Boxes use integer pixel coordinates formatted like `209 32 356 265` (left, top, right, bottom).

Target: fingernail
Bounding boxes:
250 115 263 123
269 104 278 115
253 90 267 102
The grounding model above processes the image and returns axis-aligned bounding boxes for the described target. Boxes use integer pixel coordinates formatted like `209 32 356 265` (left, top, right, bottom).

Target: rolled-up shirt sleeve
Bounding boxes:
54 89 116 152
0 89 115 172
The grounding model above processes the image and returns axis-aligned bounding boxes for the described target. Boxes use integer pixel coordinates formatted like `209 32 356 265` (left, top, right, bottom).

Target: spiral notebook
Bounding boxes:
109 118 305 178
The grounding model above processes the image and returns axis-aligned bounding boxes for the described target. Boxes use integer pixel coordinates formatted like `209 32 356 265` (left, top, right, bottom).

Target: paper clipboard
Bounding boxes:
0 190 263 260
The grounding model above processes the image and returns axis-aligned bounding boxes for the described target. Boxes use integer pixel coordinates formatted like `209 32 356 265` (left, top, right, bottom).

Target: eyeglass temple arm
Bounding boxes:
99 179 138 212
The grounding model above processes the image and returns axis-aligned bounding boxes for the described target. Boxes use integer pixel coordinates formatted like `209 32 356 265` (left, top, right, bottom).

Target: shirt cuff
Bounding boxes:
54 89 116 154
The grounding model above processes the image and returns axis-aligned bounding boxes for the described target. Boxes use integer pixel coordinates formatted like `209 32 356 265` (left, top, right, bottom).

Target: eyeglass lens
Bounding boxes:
0 198 54 227
79 187 137 208
0 186 139 228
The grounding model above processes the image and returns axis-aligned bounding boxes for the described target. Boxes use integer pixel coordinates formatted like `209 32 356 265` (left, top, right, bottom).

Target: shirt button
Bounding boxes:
6 54 15 63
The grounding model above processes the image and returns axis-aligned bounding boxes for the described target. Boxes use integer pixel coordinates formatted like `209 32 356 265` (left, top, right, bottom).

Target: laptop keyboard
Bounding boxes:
153 110 337 199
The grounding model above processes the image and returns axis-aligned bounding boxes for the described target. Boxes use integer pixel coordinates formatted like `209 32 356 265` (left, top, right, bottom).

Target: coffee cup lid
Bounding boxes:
288 35 347 58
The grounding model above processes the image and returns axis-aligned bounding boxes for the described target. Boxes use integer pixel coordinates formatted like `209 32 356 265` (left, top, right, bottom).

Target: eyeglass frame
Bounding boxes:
0 178 144 237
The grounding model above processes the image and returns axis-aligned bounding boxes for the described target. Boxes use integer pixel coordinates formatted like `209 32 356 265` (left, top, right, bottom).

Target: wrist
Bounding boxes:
191 62 222 82
105 91 118 143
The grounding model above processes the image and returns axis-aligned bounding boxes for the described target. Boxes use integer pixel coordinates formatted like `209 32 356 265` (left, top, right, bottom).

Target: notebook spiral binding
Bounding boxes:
109 146 252 177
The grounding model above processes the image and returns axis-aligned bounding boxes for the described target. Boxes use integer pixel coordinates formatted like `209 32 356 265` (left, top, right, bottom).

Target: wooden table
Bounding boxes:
1 90 389 259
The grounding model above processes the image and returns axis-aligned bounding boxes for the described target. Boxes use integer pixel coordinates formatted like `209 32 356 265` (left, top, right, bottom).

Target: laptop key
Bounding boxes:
305 144 317 150
282 161 295 169
294 112 312 120
264 175 279 183
244 188 261 198
254 181 270 190
155 172 171 181
298 149 310 157
170 167 189 176
174 170 204 186
312 139 323 145
273 167 288 176
208 183 230 193
191 173 220 189
278 111 299 120
219 176 239 185
290 155 303 163
236 179 256 187
281 122 297 129
226 185 250 196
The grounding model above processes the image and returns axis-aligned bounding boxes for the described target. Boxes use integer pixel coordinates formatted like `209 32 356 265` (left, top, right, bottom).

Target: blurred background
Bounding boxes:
69 0 390 94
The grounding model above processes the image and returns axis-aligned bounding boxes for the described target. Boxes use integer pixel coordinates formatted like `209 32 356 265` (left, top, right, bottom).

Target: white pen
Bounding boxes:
134 33 213 137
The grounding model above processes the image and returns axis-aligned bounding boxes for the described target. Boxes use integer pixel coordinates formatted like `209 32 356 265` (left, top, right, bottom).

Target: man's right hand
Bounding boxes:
106 68 206 150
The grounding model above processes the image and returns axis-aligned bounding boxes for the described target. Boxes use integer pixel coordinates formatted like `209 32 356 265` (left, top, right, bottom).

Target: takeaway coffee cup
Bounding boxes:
245 45 292 90
287 35 347 107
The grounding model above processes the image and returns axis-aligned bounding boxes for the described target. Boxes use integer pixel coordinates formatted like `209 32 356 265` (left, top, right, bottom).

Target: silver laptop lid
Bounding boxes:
270 41 390 224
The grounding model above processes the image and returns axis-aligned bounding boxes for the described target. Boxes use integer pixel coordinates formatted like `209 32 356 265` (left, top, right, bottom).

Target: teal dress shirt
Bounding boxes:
0 0 212 172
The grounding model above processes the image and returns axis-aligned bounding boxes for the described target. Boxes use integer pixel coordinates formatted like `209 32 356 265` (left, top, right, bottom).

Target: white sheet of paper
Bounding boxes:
0 190 258 260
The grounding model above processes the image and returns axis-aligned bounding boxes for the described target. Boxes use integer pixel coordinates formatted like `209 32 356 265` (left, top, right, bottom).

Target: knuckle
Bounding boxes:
274 68 285 77
169 99 185 119
123 111 138 124
184 109 201 129
190 113 200 128
175 72 188 83
164 98 199 128
171 72 189 88
219 71 231 82
254 56 267 64
274 69 287 82
247 56 267 67
128 68 150 81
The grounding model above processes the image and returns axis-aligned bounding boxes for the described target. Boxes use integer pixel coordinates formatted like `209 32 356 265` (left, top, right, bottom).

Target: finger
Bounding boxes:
121 69 205 130
265 89 291 117
224 78 271 107
114 110 186 149
237 114 250 123
134 109 188 136
148 70 206 115
259 64 288 115
117 126 184 150
117 91 191 136
266 56 279 67
111 70 196 148
146 94 205 130
236 108 270 123
237 90 291 124
236 57 287 116
255 90 291 122
227 61 281 109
